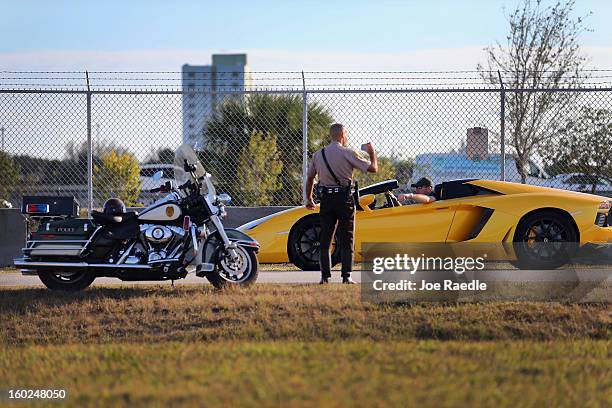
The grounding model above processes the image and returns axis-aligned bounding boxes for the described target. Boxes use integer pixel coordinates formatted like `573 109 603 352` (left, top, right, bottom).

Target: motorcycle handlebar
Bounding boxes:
150 181 173 194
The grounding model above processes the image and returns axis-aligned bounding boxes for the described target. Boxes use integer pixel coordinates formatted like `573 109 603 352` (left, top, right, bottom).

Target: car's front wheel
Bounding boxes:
288 216 340 271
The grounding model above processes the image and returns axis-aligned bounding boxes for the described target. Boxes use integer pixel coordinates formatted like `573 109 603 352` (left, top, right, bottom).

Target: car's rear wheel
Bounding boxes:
38 270 95 291
288 216 340 271
513 210 578 270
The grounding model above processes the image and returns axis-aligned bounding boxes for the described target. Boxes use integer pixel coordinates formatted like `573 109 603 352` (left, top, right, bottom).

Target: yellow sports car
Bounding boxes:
237 179 612 270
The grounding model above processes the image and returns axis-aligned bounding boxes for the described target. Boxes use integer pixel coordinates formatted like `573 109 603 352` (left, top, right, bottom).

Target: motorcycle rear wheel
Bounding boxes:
38 270 95 291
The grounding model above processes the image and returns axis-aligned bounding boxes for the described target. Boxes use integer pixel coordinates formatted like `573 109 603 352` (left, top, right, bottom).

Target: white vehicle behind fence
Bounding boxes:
549 173 612 195
410 153 550 188
140 163 175 192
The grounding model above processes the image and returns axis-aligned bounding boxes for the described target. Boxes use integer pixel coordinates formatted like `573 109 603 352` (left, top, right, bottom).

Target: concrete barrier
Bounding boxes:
224 206 292 228
0 206 293 267
0 209 26 267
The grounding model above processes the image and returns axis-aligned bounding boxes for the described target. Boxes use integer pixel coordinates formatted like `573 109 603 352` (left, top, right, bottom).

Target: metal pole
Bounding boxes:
0 127 4 151
497 70 506 182
86 71 93 215
301 71 308 202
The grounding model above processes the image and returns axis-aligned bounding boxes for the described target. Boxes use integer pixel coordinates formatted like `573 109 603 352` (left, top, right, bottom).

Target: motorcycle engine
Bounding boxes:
145 225 173 244
142 225 186 263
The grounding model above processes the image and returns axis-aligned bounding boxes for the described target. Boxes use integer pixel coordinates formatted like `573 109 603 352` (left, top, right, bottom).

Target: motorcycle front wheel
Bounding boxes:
207 246 259 288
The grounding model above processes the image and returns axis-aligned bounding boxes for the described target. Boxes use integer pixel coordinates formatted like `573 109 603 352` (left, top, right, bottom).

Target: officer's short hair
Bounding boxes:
329 123 344 140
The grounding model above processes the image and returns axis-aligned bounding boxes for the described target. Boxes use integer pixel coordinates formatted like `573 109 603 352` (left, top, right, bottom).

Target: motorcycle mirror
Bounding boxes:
183 159 197 173
217 193 232 205
152 170 164 181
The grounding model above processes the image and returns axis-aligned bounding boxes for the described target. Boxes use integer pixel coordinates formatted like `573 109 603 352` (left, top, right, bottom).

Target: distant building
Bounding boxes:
466 127 489 161
182 54 251 146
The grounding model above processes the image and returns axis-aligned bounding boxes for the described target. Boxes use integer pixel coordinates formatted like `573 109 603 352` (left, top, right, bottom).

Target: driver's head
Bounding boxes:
329 123 347 146
411 177 434 195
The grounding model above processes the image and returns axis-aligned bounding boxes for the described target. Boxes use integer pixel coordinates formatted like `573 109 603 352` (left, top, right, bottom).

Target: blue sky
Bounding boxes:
1 1 610 162
1 0 611 71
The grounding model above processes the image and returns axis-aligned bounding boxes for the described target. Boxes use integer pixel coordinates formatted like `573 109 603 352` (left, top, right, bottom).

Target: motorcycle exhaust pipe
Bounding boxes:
14 258 153 270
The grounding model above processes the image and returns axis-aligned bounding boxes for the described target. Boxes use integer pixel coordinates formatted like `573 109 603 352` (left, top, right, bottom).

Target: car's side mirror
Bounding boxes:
359 194 376 211
152 170 163 181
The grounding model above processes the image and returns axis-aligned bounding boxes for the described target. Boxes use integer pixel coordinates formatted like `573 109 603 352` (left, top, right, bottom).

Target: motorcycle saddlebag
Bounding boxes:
26 218 95 257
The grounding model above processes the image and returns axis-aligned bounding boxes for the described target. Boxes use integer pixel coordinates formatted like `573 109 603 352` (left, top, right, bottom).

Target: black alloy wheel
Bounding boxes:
513 211 578 270
288 216 340 271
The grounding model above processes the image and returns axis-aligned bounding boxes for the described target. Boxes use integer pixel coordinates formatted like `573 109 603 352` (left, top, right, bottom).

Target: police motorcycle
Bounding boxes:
14 144 259 290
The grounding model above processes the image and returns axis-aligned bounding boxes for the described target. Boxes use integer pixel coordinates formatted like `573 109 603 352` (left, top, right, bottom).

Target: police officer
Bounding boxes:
304 123 378 284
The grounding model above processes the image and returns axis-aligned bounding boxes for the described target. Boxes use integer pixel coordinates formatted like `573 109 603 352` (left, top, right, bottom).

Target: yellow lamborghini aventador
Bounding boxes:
237 179 612 270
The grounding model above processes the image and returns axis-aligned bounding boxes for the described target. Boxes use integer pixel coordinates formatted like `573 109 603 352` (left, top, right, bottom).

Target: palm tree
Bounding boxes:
201 94 333 205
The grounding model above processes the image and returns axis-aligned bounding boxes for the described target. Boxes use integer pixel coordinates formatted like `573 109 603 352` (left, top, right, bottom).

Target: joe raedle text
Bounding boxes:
372 279 487 292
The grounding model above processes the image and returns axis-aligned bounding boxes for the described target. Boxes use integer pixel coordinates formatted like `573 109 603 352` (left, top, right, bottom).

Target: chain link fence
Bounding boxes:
1 71 611 212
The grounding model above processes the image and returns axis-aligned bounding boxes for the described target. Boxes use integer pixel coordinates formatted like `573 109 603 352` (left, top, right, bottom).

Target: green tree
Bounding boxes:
478 0 590 183
237 131 283 206
543 106 612 193
0 151 20 202
393 157 415 190
145 147 175 164
93 149 142 206
201 93 333 205
354 156 396 186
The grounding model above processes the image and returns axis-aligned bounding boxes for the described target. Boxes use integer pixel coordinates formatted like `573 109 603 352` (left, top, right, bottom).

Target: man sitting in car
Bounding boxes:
398 177 439 204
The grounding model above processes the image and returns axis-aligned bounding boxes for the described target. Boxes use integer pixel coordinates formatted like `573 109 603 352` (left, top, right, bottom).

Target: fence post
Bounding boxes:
301 71 308 203
497 70 506 182
86 71 93 215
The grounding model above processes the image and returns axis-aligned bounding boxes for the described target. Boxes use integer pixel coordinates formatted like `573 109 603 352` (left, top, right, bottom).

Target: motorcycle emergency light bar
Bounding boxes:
25 204 50 214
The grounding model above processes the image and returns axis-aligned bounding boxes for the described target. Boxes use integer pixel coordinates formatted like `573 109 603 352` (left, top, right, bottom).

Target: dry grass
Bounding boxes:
1 285 610 346
1 340 610 407
1 285 610 407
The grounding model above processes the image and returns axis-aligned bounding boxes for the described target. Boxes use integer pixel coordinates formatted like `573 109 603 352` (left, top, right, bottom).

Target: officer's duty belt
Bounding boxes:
318 185 353 195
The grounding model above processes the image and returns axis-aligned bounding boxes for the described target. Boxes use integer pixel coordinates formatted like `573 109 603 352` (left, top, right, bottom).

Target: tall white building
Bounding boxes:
182 54 250 146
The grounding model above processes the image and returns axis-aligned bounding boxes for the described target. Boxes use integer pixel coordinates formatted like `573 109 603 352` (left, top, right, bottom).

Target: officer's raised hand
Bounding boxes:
362 142 375 155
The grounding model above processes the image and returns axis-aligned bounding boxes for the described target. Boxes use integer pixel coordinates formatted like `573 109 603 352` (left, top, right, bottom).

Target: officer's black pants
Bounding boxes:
319 193 355 278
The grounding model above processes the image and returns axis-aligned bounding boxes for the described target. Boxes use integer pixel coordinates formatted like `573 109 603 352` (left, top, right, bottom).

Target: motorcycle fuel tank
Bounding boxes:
138 203 182 222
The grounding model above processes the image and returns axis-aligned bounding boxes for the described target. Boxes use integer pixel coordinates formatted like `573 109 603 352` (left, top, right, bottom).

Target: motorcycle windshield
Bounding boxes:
173 144 206 187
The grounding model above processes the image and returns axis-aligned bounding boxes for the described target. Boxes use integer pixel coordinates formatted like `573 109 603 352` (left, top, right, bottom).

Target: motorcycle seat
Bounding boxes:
91 210 138 225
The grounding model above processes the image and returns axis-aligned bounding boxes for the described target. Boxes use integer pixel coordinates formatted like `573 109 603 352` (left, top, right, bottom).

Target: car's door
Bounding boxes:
354 199 455 250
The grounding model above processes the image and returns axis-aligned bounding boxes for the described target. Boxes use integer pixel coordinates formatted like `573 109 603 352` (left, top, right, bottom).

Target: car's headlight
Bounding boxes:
599 200 611 210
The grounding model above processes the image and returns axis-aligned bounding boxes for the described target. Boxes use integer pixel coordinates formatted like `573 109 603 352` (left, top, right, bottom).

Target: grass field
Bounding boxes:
1 284 610 407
